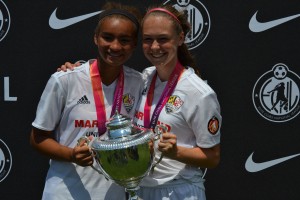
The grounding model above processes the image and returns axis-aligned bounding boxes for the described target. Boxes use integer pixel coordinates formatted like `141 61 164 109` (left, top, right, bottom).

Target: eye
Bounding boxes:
142 37 153 44
102 35 113 42
157 37 168 43
119 37 132 45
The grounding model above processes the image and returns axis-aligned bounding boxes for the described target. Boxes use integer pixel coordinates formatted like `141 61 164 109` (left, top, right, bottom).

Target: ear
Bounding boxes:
178 31 185 46
94 34 98 45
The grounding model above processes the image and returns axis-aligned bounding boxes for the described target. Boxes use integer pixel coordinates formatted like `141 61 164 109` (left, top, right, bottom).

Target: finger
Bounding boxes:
160 135 173 143
158 145 171 153
88 135 94 141
74 61 82 67
158 141 170 149
89 148 94 156
80 146 92 155
78 155 94 166
162 133 177 143
57 65 68 72
64 62 75 71
75 147 92 159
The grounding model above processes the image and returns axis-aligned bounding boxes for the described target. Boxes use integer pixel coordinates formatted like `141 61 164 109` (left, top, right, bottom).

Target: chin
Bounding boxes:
149 59 165 66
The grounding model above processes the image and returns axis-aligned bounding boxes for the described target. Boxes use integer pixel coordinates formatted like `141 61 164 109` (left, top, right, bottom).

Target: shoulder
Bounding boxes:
142 66 156 77
52 61 89 80
141 66 156 85
181 67 216 97
47 61 91 91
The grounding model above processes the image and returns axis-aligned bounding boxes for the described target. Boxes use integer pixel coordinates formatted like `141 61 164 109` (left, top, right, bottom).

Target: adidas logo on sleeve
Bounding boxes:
77 95 90 104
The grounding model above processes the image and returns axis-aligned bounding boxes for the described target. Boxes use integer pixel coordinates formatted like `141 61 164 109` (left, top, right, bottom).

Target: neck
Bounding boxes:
155 59 178 82
98 62 122 85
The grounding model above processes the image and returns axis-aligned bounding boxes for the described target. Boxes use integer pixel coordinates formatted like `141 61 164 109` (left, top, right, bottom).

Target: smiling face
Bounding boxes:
142 14 184 69
94 17 137 69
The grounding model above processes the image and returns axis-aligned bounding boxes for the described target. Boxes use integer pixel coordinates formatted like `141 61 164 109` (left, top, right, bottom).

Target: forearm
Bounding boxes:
173 144 220 168
30 127 73 162
159 132 220 168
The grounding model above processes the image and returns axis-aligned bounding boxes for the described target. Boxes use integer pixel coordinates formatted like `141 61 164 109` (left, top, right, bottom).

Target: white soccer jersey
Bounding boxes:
134 66 222 188
32 60 144 200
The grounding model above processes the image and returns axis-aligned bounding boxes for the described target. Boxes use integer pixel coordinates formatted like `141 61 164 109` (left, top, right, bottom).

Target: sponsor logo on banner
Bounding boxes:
164 0 210 50
249 11 300 32
252 63 300 122
49 8 102 29
0 139 12 182
0 0 10 42
245 152 300 172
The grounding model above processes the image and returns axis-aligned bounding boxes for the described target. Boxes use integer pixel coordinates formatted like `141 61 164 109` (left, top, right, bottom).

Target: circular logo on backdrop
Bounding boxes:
0 0 10 42
0 139 12 182
163 0 210 50
252 63 300 122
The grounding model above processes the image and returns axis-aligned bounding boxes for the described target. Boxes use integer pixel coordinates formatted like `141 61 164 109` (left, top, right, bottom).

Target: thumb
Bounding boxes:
77 137 89 147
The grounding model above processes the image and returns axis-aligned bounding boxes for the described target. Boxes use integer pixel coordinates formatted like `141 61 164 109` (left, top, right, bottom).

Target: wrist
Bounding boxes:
70 148 76 163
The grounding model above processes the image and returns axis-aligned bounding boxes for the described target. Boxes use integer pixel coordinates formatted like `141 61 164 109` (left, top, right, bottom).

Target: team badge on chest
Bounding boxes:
123 93 135 113
165 95 184 113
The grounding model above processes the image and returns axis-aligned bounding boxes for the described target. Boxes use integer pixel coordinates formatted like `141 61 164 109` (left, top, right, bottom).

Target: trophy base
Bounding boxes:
125 186 140 200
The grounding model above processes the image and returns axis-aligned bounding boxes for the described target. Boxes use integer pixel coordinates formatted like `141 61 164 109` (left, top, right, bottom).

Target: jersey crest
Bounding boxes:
123 93 135 113
165 95 184 113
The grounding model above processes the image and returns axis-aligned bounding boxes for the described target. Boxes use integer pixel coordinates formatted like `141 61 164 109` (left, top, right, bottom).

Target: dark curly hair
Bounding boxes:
95 2 142 39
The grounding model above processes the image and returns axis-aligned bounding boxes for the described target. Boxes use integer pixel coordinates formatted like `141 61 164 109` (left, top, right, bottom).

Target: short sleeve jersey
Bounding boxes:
32 60 144 200
134 66 222 188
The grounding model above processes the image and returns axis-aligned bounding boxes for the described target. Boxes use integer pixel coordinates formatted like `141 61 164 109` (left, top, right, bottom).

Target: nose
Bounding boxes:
110 39 122 51
150 40 160 51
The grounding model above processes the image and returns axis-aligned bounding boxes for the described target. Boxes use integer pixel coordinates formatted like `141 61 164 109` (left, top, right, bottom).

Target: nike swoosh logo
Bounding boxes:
49 8 102 29
249 11 300 32
245 152 300 172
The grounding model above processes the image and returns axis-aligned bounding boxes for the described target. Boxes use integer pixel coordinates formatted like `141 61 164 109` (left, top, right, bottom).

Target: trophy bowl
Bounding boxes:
84 111 164 200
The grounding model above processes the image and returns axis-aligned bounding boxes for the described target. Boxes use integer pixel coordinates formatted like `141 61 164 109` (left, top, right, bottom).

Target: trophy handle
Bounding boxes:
150 125 167 173
76 136 104 176
153 124 167 140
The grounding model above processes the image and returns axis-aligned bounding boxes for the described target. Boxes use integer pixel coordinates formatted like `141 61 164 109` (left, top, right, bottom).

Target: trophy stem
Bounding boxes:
125 187 140 200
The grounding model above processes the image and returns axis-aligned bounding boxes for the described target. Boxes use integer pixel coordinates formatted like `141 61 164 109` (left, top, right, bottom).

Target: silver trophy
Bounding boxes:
80 111 165 200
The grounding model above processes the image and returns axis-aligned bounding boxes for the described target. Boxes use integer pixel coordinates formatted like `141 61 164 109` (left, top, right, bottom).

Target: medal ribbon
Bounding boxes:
144 61 184 129
90 60 124 135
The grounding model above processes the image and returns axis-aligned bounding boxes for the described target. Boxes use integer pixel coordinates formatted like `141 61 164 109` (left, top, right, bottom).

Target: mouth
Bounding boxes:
108 52 123 58
150 52 165 58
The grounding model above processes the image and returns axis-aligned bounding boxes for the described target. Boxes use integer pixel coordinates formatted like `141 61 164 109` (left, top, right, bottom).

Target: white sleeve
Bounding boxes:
32 74 66 131
191 91 222 148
